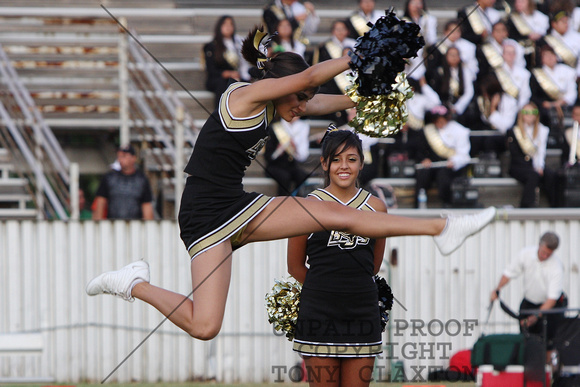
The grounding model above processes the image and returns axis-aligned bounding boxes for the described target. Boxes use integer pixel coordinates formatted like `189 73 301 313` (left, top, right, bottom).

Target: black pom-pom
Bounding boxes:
375 275 394 332
349 8 425 96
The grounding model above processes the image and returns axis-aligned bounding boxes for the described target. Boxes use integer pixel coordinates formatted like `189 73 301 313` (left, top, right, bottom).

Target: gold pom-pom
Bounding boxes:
265 277 302 341
346 72 414 138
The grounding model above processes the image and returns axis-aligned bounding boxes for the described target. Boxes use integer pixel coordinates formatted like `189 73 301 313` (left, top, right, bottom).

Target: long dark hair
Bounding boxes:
440 46 465 100
212 15 236 68
404 0 429 19
241 26 310 80
320 129 364 186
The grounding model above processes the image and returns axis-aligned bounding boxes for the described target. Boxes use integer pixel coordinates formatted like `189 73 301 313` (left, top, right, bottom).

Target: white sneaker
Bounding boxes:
434 207 496 256
86 260 150 302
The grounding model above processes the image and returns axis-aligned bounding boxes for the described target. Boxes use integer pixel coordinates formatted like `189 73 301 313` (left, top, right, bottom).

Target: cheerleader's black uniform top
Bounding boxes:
179 82 275 259
293 188 383 357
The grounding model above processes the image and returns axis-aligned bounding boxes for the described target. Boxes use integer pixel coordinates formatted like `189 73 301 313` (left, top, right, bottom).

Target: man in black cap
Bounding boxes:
93 144 154 220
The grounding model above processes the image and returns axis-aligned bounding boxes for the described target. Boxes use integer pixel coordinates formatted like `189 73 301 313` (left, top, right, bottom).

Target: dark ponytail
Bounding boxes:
241 26 311 81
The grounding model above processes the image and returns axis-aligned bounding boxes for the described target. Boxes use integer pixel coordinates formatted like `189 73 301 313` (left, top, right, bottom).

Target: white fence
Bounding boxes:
0 210 579 383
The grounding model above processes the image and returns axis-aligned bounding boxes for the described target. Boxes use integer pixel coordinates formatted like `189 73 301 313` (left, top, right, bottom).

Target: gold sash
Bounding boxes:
224 48 239 70
509 12 533 37
477 96 491 120
437 41 450 56
324 40 343 59
481 43 504 68
544 34 578 68
268 4 286 21
322 41 350 92
271 121 295 158
424 124 456 159
407 111 424 130
513 125 537 157
466 5 486 35
532 68 562 100
450 76 460 98
565 128 580 159
494 67 519 99
349 13 370 36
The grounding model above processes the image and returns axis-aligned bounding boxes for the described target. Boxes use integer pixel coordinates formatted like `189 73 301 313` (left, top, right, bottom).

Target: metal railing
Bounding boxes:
0 44 69 219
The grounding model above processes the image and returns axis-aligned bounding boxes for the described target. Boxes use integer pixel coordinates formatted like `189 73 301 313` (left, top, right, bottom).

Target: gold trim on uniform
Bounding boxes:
271 121 295 158
565 128 580 159
466 5 486 35
509 12 533 37
268 5 286 22
223 48 239 69
424 124 456 159
450 76 460 98
219 82 275 130
309 188 372 211
322 41 351 92
350 13 371 36
437 41 450 56
481 43 504 68
188 195 273 259
494 67 519 99
293 340 383 357
531 68 562 101
407 111 424 130
513 125 537 157
544 35 578 68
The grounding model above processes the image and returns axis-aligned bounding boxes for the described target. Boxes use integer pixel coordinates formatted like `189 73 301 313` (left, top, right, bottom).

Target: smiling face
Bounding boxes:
273 89 315 121
321 144 364 190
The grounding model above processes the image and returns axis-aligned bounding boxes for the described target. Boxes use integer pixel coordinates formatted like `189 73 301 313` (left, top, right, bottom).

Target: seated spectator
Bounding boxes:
570 0 580 32
415 105 471 208
93 145 154 220
476 21 526 89
269 18 307 58
383 77 441 174
539 10 580 77
203 16 249 107
457 0 502 45
426 19 479 79
497 40 532 109
506 0 549 68
403 0 438 46
344 0 383 39
562 103 580 165
263 0 319 43
530 44 577 131
265 117 310 196
311 21 356 127
426 46 475 125
507 103 558 207
471 73 519 157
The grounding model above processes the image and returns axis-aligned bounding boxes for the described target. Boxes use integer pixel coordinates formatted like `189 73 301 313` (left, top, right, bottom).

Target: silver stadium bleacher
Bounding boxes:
1 0 565 216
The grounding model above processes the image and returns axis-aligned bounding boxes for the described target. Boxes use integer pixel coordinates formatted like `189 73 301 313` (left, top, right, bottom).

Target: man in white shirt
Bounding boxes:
491 232 567 350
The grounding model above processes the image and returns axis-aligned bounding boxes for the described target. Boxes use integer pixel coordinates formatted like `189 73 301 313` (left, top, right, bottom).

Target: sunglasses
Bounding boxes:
521 109 539 115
